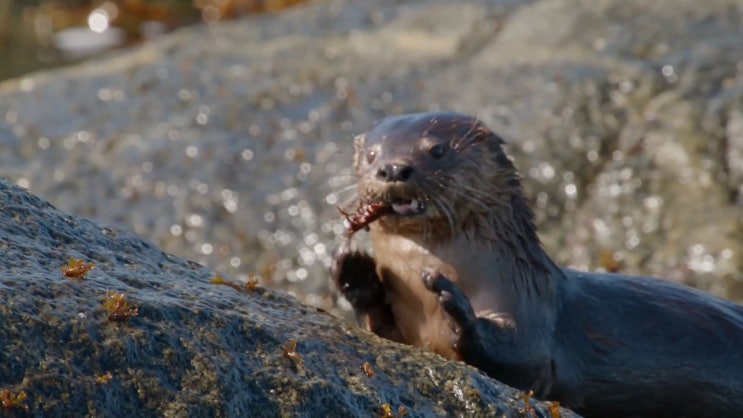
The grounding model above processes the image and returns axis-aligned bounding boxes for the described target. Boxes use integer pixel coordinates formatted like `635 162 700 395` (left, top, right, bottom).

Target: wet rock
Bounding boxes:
0 0 741 312
0 179 577 416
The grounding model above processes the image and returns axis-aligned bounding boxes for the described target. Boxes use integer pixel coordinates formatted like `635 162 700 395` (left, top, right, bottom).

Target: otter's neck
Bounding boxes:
425 192 563 324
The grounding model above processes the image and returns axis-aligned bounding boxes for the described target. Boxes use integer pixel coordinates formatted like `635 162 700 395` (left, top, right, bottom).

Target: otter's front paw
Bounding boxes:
332 243 401 341
332 243 384 313
422 270 477 326
422 271 519 381
421 271 515 330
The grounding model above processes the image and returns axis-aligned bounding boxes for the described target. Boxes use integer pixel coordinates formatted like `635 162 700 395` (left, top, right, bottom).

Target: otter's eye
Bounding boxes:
428 143 447 159
365 149 377 164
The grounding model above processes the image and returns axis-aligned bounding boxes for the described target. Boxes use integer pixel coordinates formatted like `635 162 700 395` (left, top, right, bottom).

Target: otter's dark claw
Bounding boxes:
437 289 453 304
422 270 477 326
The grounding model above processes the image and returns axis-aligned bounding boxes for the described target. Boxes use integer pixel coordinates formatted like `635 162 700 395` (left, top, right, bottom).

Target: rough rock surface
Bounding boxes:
0 180 576 416
0 0 741 312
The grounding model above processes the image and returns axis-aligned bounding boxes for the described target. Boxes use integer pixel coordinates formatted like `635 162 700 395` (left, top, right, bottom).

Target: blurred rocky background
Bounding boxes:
0 0 305 82
1 0 742 318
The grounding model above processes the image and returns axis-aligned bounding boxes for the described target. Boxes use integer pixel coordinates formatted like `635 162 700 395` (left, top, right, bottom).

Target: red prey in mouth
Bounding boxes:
338 197 426 236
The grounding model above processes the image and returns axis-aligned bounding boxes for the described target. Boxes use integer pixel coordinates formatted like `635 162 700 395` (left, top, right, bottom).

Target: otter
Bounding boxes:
332 112 743 418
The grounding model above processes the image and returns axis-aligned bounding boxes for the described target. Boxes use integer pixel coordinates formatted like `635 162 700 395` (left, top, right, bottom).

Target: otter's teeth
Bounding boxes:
391 199 424 215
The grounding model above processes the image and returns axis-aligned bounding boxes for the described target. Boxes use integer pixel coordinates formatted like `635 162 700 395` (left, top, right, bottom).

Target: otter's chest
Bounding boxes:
369 232 470 358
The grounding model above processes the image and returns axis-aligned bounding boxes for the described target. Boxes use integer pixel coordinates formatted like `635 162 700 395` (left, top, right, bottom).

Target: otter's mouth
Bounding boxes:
338 197 427 236
390 198 426 216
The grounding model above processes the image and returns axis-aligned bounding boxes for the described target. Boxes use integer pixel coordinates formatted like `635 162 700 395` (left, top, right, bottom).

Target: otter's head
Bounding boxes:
353 112 525 241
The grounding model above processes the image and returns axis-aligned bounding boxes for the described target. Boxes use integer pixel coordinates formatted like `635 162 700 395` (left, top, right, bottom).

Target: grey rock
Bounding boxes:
0 179 577 416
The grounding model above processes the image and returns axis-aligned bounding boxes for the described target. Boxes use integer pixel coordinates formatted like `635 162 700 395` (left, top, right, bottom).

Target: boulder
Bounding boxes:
0 179 576 416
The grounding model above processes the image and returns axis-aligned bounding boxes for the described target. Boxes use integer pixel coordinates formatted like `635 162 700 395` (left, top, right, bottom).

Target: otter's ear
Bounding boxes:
468 124 503 145
354 134 366 150
488 129 505 146
353 134 366 170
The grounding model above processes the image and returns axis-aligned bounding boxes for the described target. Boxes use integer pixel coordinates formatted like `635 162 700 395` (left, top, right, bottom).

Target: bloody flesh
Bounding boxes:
338 201 392 236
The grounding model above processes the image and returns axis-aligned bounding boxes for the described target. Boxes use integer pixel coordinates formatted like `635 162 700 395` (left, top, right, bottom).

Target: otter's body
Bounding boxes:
333 112 743 417
550 270 743 416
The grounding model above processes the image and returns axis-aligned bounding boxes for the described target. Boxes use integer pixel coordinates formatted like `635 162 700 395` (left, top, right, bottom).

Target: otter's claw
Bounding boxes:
422 270 477 326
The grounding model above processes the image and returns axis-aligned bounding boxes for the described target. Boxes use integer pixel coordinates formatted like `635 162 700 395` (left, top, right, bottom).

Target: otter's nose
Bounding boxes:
376 163 413 182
